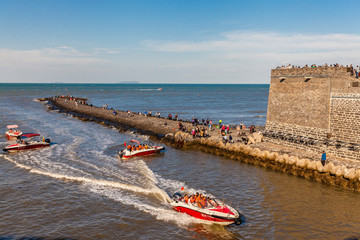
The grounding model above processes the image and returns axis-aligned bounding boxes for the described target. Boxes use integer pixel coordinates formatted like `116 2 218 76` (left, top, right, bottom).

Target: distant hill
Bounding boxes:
117 81 140 84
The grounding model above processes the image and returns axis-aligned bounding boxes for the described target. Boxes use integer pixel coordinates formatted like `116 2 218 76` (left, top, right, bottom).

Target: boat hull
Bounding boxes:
3 142 50 152
173 205 238 225
5 132 22 140
119 146 165 159
170 200 242 226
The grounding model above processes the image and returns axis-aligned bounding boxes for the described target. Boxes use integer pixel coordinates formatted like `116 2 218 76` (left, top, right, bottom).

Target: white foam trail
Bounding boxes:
137 89 159 91
2 154 153 195
133 160 158 184
87 185 199 226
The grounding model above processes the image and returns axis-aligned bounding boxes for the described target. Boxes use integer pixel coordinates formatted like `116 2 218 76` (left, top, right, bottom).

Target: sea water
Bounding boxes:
0 83 360 240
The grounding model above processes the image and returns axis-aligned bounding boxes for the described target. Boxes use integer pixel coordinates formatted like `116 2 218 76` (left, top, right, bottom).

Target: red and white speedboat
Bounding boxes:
170 192 242 226
3 133 51 152
5 125 23 140
118 139 165 159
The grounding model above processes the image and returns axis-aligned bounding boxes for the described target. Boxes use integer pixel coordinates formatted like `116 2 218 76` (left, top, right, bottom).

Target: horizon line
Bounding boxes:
0 82 269 85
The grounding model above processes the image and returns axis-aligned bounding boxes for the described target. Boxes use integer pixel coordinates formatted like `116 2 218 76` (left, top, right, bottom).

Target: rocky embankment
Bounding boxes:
40 97 360 192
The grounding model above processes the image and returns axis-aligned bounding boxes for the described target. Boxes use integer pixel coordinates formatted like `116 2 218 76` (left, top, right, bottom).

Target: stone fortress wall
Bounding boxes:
265 66 360 161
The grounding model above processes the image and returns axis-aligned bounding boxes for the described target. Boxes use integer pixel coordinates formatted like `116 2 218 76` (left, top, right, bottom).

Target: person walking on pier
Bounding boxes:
321 151 327 166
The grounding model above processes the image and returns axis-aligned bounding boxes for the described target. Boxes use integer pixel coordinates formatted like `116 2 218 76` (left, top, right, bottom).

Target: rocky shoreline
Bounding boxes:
39 96 360 192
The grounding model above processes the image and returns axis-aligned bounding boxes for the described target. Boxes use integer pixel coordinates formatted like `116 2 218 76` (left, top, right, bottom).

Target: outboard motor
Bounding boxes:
172 192 182 202
118 150 123 158
45 139 51 143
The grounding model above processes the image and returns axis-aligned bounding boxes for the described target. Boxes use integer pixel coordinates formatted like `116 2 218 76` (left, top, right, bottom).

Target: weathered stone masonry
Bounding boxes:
265 67 360 161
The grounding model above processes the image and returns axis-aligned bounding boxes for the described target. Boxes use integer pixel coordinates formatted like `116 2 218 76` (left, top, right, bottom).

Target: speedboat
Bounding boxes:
118 139 165 159
5 125 23 140
170 192 242 226
3 133 51 152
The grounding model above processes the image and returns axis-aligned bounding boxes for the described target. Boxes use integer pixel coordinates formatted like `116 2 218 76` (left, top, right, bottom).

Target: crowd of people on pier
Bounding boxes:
55 95 260 145
129 108 259 143
54 95 88 105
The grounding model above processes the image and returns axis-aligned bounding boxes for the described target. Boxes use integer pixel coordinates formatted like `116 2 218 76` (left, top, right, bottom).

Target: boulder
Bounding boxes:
335 166 346 177
217 141 225 148
316 161 324 172
286 156 297 165
276 155 284 163
247 135 255 144
268 152 279 161
344 168 356 180
307 161 317 170
296 159 305 168
331 165 340 175
243 146 252 155
260 150 270 159
323 162 334 173
165 133 174 141
355 169 360 180
252 132 263 143
250 148 261 157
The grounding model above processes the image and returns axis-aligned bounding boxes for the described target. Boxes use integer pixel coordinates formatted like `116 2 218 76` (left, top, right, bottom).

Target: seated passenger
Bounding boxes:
183 194 189 203
196 194 203 208
190 195 196 204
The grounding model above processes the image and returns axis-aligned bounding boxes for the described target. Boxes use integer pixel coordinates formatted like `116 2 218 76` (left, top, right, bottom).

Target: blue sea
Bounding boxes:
0 83 269 126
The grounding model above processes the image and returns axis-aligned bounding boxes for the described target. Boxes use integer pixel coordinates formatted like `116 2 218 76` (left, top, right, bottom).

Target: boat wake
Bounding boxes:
137 88 163 91
0 106 210 227
0 152 202 226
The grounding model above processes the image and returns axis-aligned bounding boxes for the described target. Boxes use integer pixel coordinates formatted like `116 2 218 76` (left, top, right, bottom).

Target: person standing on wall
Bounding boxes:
321 151 327 166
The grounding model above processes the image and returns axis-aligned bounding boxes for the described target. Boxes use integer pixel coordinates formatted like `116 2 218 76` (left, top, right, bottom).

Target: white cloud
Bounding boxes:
0 46 112 82
137 32 360 83
0 46 107 66
92 48 120 54
142 31 360 64
2 32 360 83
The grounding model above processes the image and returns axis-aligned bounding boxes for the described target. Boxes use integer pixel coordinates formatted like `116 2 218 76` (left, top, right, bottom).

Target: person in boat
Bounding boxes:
183 194 189 203
195 193 204 208
201 194 208 208
190 194 196 205
127 144 132 152
208 197 218 207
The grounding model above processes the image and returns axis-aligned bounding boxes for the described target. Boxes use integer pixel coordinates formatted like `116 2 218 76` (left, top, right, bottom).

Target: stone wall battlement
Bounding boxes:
271 67 353 77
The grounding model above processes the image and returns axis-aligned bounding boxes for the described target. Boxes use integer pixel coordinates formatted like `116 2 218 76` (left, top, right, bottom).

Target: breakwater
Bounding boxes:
40 96 360 192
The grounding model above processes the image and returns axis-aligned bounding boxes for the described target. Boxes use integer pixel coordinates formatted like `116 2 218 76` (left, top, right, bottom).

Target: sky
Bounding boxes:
1 0 360 84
